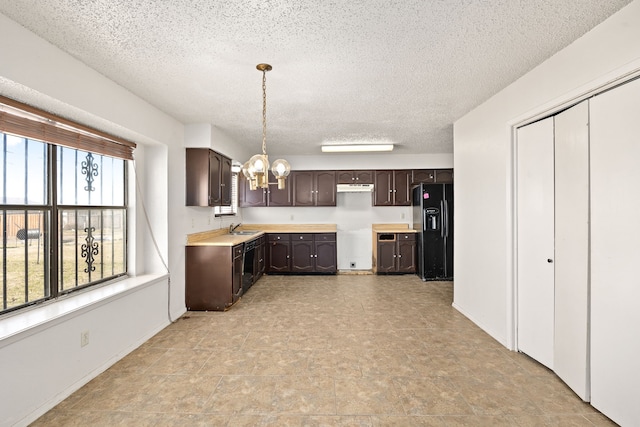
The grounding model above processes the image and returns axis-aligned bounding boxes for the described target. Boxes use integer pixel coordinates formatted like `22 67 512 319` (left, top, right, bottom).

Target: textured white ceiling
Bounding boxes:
0 0 633 156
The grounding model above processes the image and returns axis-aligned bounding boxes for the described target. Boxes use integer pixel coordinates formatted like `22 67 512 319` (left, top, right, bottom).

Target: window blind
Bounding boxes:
0 95 136 160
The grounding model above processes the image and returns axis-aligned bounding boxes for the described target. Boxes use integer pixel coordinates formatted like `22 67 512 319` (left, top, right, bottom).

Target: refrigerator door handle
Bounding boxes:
440 200 445 238
443 200 448 238
423 209 427 232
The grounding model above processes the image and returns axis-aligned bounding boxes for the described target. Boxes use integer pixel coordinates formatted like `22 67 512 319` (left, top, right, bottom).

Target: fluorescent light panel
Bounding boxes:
321 144 394 153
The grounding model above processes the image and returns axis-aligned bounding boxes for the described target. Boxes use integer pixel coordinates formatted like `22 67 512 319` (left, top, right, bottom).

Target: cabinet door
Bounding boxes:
185 148 210 206
374 170 393 206
291 236 314 273
435 169 453 184
220 155 232 206
337 170 373 184
267 172 293 206
209 150 222 206
337 171 355 184
397 239 416 273
315 240 337 273
186 246 229 310
354 170 373 184
315 171 336 206
239 175 267 207
393 170 412 206
232 245 243 302
293 171 315 206
253 241 263 283
267 240 290 272
412 169 435 184
377 241 397 272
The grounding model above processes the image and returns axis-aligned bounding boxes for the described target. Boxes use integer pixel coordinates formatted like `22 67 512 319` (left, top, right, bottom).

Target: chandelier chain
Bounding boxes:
262 69 267 156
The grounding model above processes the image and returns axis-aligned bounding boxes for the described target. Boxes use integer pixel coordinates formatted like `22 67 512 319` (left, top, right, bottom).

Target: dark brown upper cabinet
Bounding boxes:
336 170 374 184
238 171 293 207
220 155 232 206
435 169 454 183
374 170 411 206
412 169 453 184
412 169 435 184
186 148 231 207
292 171 336 206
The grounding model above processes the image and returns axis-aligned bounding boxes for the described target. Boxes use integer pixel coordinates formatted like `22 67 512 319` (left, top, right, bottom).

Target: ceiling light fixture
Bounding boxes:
321 144 394 153
242 64 290 190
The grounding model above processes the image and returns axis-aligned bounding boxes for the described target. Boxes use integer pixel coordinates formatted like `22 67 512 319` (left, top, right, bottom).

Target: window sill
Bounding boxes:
0 273 169 349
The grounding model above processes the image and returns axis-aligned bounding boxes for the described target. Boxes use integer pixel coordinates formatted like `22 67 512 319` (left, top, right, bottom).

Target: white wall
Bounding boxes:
0 12 188 426
453 0 640 347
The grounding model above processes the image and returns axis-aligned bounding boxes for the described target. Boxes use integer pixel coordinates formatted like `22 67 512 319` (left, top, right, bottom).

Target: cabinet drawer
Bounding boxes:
397 233 415 241
378 233 396 242
315 233 336 242
233 244 244 258
268 233 290 242
291 233 313 241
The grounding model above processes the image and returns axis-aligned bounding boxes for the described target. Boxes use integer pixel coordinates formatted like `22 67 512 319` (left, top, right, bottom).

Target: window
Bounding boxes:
57 146 127 291
0 97 134 314
214 172 239 216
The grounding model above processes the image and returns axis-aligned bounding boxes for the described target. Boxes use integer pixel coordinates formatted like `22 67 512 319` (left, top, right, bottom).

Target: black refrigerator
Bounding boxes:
412 183 453 281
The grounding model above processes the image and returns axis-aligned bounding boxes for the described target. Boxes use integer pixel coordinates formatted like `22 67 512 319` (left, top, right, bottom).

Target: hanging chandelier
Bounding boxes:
242 63 290 190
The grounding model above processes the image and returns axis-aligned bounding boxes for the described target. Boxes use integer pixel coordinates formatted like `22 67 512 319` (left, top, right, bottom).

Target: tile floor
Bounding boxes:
33 275 617 426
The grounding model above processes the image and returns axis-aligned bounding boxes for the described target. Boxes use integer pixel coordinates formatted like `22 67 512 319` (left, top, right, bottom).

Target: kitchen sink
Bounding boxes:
229 230 260 235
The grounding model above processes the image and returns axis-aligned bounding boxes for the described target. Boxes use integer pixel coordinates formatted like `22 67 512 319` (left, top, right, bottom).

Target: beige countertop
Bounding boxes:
239 224 337 233
186 224 337 246
371 223 417 233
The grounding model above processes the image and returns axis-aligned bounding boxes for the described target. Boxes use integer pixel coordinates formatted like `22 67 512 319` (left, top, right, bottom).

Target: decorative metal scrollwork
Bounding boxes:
81 226 99 273
81 152 99 192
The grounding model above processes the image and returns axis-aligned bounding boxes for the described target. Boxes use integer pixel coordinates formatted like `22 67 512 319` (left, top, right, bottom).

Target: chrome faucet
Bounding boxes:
229 223 242 233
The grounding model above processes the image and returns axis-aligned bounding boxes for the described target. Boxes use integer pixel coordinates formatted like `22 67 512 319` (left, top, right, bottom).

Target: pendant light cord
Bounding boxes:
262 69 268 156
131 157 173 323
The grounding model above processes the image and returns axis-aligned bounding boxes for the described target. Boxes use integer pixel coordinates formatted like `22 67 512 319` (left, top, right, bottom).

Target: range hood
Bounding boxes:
336 183 374 193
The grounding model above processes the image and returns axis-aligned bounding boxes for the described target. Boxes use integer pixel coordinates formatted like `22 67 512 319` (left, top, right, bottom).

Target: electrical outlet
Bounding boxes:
401 212 406 219
290 214 294 220
80 330 90 347
350 262 356 268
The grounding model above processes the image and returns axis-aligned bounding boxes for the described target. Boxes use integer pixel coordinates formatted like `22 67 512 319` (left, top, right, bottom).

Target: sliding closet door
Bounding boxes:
590 78 640 426
553 101 590 401
516 117 554 369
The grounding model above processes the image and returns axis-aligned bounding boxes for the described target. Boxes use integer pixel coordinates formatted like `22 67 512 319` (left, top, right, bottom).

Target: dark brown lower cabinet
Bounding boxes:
376 233 416 274
185 244 243 311
254 236 266 281
267 232 337 274
267 233 291 273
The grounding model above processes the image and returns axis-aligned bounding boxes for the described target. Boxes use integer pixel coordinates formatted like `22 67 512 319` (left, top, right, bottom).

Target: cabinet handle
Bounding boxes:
300 236 303 239
310 254 314 258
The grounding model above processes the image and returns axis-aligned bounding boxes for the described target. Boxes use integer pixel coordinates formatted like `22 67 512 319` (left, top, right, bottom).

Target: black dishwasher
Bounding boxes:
242 239 257 293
